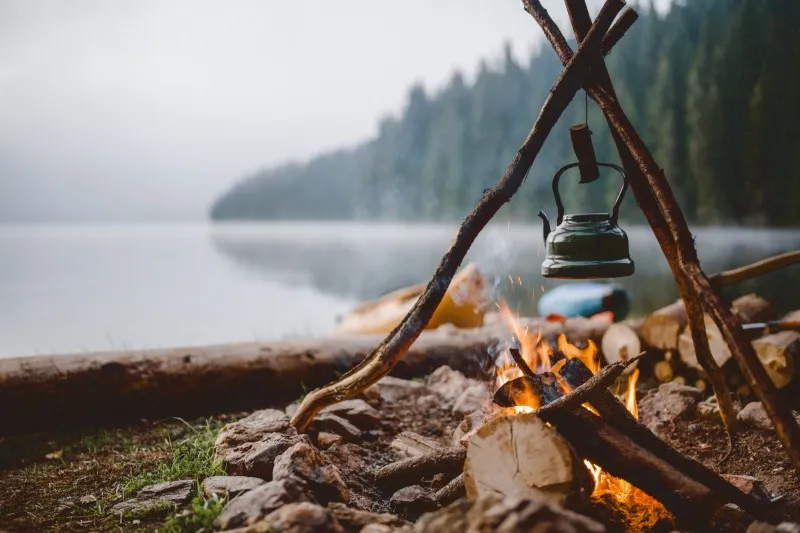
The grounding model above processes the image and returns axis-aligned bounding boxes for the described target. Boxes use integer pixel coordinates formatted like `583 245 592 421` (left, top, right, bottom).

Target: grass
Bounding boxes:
120 419 226 500
161 492 227 533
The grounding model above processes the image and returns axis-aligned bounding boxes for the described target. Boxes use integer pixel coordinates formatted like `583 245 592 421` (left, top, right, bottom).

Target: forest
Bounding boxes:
211 0 800 227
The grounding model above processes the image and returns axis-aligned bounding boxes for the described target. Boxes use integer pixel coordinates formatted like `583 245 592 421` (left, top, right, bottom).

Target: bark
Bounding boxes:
708 251 800 288
432 474 465 506
374 449 466 492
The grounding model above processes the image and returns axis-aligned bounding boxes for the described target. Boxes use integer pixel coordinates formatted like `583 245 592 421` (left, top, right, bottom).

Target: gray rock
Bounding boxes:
390 485 437 520
695 396 721 421
426 366 472 402
310 413 362 441
316 432 344 449
416 395 440 410
371 376 425 402
215 409 303 478
328 502 409 531
215 478 312 530
202 476 266 499
321 399 381 429
263 502 344 533
112 479 194 513
638 382 703 430
360 525 395 533
452 384 489 416
273 440 350 505
747 522 800 533
738 402 773 431
414 493 605 533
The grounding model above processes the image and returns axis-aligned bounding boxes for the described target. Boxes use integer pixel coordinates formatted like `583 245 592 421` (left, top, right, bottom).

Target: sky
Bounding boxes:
0 0 671 222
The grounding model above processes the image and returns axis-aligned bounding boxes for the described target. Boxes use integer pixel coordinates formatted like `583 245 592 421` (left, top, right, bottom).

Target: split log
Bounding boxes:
600 320 642 370
374 448 466 491
679 313 731 369
390 431 445 458
654 360 675 383
752 331 799 389
731 294 776 325
641 299 686 351
463 413 593 506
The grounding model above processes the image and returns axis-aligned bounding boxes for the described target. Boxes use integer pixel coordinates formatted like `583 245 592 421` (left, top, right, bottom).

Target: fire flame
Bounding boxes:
493 301 650 507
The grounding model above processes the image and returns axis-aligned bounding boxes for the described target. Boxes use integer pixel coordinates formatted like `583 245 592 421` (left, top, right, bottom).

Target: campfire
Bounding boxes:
485 305 669 526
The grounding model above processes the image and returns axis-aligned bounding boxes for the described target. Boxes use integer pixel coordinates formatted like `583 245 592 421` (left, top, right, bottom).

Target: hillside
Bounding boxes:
211 0 800 227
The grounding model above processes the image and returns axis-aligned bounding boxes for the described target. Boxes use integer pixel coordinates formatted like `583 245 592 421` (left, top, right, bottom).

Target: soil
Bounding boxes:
1 376 798 533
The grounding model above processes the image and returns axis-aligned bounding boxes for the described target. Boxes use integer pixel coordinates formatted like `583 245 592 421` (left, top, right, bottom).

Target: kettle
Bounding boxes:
537 162 634 279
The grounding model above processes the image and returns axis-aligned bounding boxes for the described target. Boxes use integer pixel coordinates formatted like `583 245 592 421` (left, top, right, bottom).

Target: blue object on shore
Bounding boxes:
537 282 630 320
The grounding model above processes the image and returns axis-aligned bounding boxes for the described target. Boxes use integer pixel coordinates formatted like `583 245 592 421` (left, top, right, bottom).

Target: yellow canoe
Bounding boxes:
334 262 489 335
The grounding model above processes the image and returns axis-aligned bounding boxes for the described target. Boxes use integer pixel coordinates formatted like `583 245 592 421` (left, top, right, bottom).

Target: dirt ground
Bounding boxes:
1 379 798 532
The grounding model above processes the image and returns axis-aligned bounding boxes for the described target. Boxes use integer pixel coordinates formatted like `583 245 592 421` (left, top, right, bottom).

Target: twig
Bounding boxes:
509 348 535 377
288 0 627 433
531 0 740 437
709 250 800 288
374 448 466 491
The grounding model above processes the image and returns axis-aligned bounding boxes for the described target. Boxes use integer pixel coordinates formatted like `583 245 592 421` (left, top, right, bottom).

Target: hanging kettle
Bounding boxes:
537 162 634 279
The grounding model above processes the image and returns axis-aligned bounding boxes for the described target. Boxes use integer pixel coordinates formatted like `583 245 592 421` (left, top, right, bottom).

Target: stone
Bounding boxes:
321 399 381 429
747 522 800 533
738 402 773 431
112 479 194 513
273 440 350 505
371 376 425 403
360 525 394 533
426 366 472 402
390 485 437 520
310 413 362 441
262 502 344 533
286 402 300 418
202 476 266 499
215 409 303 478
721 474 771 501
359 386 383 408
416 395 440 410
695 396 721 421
638 382 703 430
316 432 344 449
452 384 489 416
215 478 312 530
328 502 410 531
414 493 605 533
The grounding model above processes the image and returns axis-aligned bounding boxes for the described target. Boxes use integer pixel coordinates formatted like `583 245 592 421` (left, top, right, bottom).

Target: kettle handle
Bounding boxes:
552 162 628 225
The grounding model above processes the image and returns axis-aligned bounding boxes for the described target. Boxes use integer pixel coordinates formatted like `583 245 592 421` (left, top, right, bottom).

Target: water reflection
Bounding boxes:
210 222 800 317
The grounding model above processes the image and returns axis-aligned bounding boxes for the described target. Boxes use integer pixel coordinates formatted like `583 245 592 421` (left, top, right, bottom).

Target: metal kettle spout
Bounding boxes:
537 210 551 244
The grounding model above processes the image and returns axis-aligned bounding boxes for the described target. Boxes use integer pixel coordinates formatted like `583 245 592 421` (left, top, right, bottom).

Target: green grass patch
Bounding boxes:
121 419 225 500
162 491 227 533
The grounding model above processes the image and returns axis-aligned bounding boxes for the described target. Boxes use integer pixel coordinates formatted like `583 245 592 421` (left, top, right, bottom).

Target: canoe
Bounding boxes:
334 263 489 335
537 281 630 321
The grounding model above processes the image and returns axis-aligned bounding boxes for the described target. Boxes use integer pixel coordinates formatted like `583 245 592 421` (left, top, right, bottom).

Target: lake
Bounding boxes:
1 222 798 358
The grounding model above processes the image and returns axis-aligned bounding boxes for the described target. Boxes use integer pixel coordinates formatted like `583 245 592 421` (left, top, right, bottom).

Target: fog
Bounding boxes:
0 0 670 223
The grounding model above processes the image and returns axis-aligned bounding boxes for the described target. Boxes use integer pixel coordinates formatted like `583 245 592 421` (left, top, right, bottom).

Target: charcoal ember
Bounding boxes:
492 373 564 409
558 358 594 389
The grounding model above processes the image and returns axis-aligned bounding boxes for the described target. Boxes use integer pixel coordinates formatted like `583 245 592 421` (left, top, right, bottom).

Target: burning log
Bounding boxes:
462 412 594 506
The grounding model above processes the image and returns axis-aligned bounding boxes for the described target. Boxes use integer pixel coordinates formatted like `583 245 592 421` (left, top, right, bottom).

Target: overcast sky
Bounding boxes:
0 0 670 222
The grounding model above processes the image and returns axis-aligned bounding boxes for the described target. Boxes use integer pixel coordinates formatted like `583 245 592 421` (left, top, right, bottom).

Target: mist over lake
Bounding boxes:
1 222 797 358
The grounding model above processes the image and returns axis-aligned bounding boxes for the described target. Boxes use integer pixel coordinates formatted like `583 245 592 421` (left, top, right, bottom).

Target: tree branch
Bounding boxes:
709 250 800 288
289 0 627 432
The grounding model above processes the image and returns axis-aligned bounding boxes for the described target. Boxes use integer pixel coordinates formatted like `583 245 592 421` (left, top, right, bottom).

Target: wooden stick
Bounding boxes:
288 0 627 433
600 7 638 56
557 358 770 520
528 0 739 439
373 448 466 491
433 474 465 506
509 347 535 377
709 250 800 288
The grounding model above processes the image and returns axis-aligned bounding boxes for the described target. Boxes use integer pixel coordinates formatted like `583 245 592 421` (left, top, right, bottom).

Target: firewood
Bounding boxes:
390 431 445 458
732 294 776 325
374 449 466 491
547 408 713 525
641 300 686 350
600 321 642 371
752 331 799 389
462 413 593 506
432 474 465 506
679 313 732 369
654 360 675 383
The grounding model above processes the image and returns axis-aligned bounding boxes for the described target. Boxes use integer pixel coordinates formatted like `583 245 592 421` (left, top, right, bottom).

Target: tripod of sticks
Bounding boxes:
290 0 800 500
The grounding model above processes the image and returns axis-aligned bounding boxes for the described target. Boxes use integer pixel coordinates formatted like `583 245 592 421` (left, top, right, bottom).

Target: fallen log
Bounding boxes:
463 412 593 506
0 319 615 435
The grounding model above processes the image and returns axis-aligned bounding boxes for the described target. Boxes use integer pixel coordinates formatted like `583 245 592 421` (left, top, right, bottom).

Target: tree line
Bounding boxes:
211 0 800 227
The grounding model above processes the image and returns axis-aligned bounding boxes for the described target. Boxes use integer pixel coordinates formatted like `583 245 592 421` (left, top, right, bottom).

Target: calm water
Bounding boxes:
1 222 798 358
